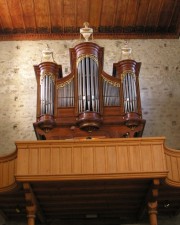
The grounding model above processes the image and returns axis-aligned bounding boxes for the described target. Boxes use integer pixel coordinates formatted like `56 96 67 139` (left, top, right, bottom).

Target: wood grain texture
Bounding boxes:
0 0 179 39
0 151 17 192
15 137 168 181
165 146 180 187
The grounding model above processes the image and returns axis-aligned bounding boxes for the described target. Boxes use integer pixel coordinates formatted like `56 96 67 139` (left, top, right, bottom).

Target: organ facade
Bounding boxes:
33 41 145 140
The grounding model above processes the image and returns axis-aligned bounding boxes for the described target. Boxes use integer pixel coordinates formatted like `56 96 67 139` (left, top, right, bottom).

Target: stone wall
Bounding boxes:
0 39 180 156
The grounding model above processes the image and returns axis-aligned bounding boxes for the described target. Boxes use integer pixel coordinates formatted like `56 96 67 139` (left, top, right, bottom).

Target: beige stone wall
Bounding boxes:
0 39 180 156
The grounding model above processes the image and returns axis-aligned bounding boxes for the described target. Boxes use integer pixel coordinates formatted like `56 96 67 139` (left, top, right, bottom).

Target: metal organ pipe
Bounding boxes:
123 72 137 113
77 56 99 113
102 78 120 107
40 74 55 115
57 78 74 108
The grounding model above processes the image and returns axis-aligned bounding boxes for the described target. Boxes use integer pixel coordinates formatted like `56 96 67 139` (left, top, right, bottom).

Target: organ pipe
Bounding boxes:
57 78 74 108
40 73 55 115
123 72 137 113
77 56 99 113
102 76 120 107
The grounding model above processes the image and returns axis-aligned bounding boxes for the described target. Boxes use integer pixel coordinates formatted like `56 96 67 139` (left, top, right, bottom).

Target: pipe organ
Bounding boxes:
33 42 145 140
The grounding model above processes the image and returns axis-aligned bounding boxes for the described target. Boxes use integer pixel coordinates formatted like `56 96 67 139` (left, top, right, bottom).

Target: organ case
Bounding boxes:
33 42 145 140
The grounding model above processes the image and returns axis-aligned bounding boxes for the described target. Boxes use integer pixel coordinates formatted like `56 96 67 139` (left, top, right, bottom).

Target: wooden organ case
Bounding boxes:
33 42 146 140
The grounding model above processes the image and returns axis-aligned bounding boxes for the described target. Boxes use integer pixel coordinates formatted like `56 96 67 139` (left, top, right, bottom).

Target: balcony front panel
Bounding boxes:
15 138 168 181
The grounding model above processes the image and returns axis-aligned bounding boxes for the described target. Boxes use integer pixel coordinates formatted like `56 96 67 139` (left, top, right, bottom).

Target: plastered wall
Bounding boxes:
0 39 180 156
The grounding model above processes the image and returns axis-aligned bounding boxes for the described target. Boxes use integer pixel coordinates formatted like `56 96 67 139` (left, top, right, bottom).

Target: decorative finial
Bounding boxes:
41 44 56 63
80 22 93 42
121 40 132 60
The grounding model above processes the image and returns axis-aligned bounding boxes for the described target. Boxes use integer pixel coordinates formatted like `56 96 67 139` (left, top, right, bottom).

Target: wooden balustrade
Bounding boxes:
15 137 168 182
1 137 180 190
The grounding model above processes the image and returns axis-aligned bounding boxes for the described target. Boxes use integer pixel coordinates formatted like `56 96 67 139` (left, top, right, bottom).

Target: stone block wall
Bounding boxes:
0 39 180 156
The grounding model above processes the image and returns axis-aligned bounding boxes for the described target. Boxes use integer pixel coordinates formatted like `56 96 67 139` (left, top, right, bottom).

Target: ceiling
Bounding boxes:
0 179 180 224
0 0 179 41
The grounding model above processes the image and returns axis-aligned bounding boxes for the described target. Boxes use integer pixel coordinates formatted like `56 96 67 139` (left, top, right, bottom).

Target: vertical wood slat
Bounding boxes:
114 0 129 27
135 0 150 27
49 0 63 29
145 0 162 27
51 148 60 174
0 0 13 29
29 148 39 175
100 0 117 26
89 0 102 28
123 0 139 27
82 147 94 174
20 0 36 29
76 0 89 27
63 0 76 27
34 0 50 29
157 0 175 28
7 0 25 29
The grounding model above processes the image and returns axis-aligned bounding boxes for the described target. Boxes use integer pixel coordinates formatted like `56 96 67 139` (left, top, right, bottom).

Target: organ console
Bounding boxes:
33 36 145 140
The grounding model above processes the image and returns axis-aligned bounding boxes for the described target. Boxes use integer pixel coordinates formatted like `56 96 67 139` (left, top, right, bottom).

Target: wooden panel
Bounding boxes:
16 148 29 175
114 0 128 27
151 144 166 171
0 152 17 192
0 0 13 29
20 0 36 30
129 145 141 172
136 0 150 27
76 0 89 27
63 0 76 27
123 0 139 27
72 147 82 173
100 0 117 26
116 145 129 172
60 147 72 173
89 0 102 28
171 157 180 181
29 148 39 174
34 0 50 30
94 146 106 173
39 147 51 174
7 0 24 29
165 147 180 187
0 0 179 39
15 138 169 181
145 0 163 27
51 147 60 173
106 146 117 173
50 0 63 29
168 0 179 31
158 0 176 28
82 147 94 173
140 145 153 171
